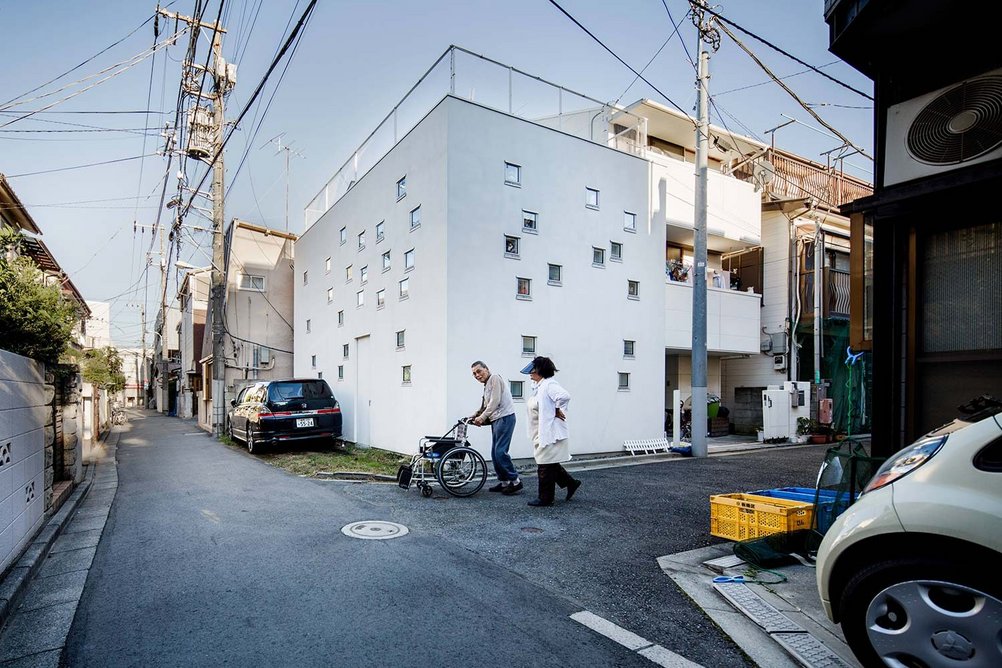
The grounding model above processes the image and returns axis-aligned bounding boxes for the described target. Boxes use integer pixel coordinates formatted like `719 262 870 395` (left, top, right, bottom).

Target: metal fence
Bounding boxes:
304 45 648 229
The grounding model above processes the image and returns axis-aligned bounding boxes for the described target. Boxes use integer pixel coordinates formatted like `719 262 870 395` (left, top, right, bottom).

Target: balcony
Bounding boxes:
665 280 761 354
799 267 851 320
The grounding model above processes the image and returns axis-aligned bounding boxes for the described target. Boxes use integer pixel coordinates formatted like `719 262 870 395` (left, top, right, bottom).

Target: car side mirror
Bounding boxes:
230 399 237 407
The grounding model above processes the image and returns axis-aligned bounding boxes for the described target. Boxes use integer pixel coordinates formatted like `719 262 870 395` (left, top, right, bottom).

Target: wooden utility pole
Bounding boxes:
157 7 232 435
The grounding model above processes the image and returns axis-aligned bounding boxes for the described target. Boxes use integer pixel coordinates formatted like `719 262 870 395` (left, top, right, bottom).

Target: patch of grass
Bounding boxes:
221 436 407 477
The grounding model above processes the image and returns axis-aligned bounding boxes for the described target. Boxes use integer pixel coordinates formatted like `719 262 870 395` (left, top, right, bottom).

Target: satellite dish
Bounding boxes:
753 159 775 191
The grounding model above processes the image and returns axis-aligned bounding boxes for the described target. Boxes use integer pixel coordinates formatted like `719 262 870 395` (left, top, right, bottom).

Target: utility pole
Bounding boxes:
157 6 232 435
690 2 719 458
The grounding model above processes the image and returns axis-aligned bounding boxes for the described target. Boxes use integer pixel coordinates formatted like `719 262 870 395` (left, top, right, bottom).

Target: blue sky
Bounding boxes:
0 1 873 347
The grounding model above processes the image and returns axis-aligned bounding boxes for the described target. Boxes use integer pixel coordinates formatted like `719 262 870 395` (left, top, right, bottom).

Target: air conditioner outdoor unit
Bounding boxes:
884 67 1002 186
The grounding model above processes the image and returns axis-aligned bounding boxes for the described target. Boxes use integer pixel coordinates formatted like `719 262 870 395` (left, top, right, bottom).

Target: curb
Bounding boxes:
0 435 105 632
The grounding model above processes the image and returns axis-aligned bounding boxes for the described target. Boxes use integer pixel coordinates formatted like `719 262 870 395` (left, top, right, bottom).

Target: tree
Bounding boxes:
0 228 79 364
81 347 126 394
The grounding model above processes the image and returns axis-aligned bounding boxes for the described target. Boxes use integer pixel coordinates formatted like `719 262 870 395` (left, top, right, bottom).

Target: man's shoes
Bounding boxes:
488 482 506 492
527 499 552 507
501 481 524 495
566 479 582 501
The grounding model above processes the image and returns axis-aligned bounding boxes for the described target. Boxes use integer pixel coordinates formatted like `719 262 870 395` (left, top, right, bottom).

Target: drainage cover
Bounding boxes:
341 520 409 540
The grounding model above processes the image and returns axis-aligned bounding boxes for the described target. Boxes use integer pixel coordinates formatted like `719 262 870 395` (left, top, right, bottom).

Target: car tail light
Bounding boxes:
863 436 946 494
315 407 341 414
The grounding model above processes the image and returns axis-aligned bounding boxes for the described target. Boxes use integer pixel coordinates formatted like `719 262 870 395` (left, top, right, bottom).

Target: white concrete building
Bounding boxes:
297 95 666 458
177 271 209 419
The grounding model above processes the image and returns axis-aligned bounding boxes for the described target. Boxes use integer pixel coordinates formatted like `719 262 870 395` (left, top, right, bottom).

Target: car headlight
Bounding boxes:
863 436 946 494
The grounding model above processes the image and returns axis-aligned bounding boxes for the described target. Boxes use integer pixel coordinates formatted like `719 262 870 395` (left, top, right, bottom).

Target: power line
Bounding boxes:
6 153 161 178
688 2 873 101
716 61 841 96
545 0 695 126
614 6 690 105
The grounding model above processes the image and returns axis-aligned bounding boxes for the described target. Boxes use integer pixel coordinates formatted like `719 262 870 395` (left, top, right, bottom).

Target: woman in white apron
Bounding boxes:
521 356 581 507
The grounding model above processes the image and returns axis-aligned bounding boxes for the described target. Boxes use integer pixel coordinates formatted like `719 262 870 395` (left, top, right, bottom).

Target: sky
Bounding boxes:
0 0 874 348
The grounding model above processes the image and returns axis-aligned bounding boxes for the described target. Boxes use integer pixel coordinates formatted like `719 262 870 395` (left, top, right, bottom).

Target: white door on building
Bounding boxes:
354 335 371 446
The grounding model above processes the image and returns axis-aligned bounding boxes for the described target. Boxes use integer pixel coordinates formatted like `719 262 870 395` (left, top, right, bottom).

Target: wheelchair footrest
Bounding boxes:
396 464 413 489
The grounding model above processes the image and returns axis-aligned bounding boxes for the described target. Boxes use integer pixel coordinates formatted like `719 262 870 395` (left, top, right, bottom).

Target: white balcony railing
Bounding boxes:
664 280 761 354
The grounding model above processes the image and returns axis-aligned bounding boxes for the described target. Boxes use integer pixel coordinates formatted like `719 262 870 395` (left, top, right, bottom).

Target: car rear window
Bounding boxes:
268 381 333 403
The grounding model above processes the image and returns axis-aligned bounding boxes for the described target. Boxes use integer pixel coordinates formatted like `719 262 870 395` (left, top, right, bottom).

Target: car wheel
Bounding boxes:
839 556 1002 667
247 427 261 454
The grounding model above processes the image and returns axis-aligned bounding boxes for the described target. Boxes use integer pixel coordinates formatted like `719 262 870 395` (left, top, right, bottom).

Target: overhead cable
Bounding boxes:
689 2 873 101
546 0 695 126
6 153 161 178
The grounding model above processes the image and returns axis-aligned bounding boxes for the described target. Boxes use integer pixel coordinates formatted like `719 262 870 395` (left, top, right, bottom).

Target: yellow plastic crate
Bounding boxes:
709 493 814 541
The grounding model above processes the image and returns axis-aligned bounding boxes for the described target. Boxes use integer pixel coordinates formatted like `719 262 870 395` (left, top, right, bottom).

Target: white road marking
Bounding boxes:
570 611 705 668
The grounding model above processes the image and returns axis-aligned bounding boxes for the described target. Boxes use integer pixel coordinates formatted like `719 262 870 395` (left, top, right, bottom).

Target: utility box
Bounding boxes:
761 381 811 440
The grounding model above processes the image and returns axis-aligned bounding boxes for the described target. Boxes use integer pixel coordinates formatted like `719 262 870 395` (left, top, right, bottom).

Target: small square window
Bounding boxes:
624 211 637 232
548 263 562 285
318 371 323 380
303 270 309 286
338 365 344 380
618 372 630 390
311 354 317 368
402 365 412 383
325 257 331 273
360 266 368 284
593 247 605 266
239 274 265 291
624 340 635 357
345 265 353 282
306 319 312 333
522 335 536 355
516 277 531 300
376 221 385 241
510 380 524 400
504 162 521 186
611 241 623 261
628 280 640 299
337 310 344 326
356 290 364 307
358 231 365 250
340 227 347 245
410 206 421 229
396 330 405 348
377 289 385 307
586 187 600 209
382 250 391 271
504 235 520 257
404 249 415 271
343 344 349 359
399 277 409 299
522 210 537 233
396 176 406 200
327 287 334 303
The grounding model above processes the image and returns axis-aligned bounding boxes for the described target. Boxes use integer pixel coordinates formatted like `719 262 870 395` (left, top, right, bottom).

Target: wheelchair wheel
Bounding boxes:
435 446 487 497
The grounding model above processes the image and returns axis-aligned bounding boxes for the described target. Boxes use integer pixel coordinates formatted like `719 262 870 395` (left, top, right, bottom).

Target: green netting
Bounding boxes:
733 440 885 567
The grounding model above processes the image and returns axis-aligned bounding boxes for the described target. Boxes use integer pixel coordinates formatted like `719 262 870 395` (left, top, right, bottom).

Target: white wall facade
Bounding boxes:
0 350 46 575
297 96 661 457
82 301 112 350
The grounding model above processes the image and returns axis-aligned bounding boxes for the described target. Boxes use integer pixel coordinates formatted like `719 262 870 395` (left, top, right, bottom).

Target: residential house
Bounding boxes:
118 348 144 407
151 305 181 414
0 174 88 575
823 0 1002 454
198 220 296 433
177 270 209 419
81 300 113 440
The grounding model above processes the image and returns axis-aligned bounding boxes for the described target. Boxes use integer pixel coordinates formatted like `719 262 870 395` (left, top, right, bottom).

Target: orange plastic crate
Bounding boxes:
709 493 814 541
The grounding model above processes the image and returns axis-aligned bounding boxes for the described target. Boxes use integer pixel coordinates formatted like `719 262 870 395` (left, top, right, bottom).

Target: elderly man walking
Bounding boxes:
469 360 521 494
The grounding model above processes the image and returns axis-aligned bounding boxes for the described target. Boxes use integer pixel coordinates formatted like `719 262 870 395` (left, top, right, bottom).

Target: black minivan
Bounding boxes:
228 379 343 453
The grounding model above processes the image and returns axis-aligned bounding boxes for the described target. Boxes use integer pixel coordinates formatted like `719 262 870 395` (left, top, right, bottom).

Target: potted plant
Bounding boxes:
797 417 832 444
755 425 764 442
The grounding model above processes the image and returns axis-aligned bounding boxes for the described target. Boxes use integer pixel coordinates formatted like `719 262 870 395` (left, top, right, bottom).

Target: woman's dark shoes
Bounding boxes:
527 499 552 507
488 482 506 492
566 479 582 501
501 481 524 495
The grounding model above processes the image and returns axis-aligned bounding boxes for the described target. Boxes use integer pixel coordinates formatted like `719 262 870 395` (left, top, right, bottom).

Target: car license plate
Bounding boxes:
296 418 314 428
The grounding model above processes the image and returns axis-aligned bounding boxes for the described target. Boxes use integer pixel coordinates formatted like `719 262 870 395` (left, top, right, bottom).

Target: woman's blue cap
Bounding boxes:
520 361 535 374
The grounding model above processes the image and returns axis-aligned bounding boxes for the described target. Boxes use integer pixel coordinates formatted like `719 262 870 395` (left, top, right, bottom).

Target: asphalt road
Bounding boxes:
65 411 829 667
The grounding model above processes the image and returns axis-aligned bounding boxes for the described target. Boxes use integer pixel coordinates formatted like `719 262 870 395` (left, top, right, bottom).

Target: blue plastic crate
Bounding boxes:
750 487 857 533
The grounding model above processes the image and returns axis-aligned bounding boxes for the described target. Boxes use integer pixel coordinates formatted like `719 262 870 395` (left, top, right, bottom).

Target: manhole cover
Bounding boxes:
341 520 409 540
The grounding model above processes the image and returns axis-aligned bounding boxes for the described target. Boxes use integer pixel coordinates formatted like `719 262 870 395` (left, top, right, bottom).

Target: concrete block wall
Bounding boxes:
0 350 47 576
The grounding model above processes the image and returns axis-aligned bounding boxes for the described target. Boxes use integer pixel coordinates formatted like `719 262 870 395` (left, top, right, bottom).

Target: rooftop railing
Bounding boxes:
304 45 648 229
